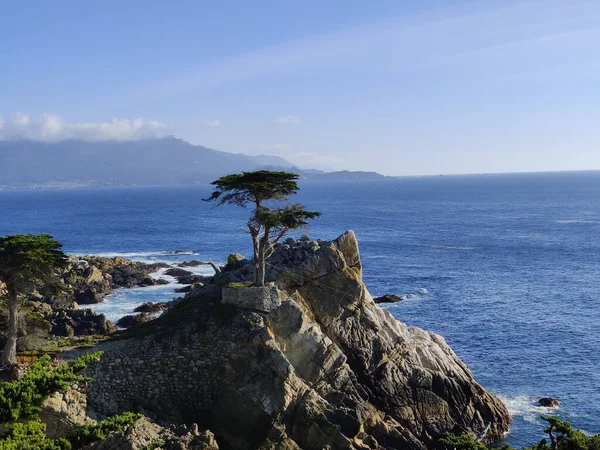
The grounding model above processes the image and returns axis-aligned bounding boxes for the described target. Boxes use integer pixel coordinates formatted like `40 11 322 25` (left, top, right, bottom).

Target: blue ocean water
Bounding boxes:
1 171 599 447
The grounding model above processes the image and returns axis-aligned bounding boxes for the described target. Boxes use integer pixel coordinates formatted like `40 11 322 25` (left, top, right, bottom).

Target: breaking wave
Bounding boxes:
497 394 559 424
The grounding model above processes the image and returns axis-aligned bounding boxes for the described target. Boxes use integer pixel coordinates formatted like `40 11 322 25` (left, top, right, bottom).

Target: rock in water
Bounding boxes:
373 294 404 303
85 231 510 450
538 397 560 407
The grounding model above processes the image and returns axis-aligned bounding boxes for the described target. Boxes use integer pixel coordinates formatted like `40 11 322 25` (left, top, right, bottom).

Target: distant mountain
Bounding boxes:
0 138 296 188
0 138 390 189
246 154 296 168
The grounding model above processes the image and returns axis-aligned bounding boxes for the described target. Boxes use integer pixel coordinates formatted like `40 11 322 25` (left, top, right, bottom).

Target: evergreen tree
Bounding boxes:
0 234 67 366
205 171 321 286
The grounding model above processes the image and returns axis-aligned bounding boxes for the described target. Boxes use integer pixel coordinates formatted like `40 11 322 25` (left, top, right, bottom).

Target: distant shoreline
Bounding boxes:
1 169 600 192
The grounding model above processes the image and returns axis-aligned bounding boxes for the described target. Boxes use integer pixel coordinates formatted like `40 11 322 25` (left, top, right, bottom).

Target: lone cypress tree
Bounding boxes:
0 234 67 366
205 170 321 286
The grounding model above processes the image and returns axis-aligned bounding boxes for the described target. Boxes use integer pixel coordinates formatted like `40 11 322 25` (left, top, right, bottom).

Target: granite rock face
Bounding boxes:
40 387 94 439
84 231 510 450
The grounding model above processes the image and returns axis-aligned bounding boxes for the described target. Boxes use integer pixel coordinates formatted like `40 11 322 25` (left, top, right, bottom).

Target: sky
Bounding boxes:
1 0 599 175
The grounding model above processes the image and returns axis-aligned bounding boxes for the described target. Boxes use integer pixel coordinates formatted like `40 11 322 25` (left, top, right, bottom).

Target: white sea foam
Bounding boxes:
80 280 180 323
70 250 200 259
497 394 559 424
556 220 600 224
413 244 477 251
79 261 219 322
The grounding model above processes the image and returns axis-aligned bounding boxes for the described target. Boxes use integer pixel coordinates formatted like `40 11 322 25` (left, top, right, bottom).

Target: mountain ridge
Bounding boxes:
0 138 388 189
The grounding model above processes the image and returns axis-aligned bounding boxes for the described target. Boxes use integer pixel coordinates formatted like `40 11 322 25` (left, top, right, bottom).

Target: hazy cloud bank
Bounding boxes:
0 113 167 141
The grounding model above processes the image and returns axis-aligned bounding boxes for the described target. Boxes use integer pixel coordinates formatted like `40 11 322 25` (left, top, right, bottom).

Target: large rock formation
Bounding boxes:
83 231 510 449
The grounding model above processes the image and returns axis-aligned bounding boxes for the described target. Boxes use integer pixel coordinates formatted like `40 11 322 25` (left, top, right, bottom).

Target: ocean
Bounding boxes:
1 171 599 447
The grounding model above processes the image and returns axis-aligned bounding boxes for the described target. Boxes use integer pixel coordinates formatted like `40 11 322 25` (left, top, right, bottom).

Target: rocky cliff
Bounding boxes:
82 231 510 449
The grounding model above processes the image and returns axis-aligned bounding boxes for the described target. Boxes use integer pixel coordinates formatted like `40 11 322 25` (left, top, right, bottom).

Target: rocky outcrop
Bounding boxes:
117 313 152 328
134 302 170 314
40 386 93 438
79 256 168 292
39 388 219 449
49 309 117 337
83 231 510 450
23 255 167 310
80 417 219 450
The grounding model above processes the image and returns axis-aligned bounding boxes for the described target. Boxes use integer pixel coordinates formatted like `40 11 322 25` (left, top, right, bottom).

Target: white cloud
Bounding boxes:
203 119 221 128
275 116 300 126
0 112 167 141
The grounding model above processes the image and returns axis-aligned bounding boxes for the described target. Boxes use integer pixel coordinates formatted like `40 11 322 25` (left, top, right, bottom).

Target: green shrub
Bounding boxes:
226 281 251 289
0 421 70 450
0 352 102 421
66 412 142 447
0 412 142 450
226 253 241 268
140 441 164 450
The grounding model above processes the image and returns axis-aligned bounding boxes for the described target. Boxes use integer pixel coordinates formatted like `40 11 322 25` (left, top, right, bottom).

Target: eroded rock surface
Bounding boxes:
40 386 94 438
84 231 510 450
80 417 219 450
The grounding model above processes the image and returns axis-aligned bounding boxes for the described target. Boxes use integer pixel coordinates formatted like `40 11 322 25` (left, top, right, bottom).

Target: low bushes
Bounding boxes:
0 352 102 422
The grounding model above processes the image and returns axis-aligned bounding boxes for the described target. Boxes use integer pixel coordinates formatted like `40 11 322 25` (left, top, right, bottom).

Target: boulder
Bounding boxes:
165 268 195 278
40 388 93 439
134 302 170 314
538 397 560 407
117 313 152 328
373 294 404 304
174 285 193 293
179 260 204 267
49 309 117 337
178 274 207 285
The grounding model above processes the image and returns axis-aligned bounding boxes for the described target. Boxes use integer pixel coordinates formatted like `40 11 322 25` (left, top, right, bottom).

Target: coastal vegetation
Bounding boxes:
440 415 600 449
0 411 143 449
0 352 101 422
205 170 320 286
0 235 68 366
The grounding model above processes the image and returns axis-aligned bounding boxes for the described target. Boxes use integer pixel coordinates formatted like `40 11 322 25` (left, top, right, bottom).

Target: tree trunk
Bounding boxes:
255 249 266 287
255 229 272 287
1 285 19 367
251 233 261 286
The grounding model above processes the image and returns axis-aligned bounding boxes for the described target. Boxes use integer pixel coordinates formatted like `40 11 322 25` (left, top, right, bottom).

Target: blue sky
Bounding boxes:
1 0 599 175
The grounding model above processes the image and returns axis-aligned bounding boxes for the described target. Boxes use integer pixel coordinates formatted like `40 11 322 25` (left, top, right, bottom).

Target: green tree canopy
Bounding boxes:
205 170 300 208
0 234 67 366
205 171 320 286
